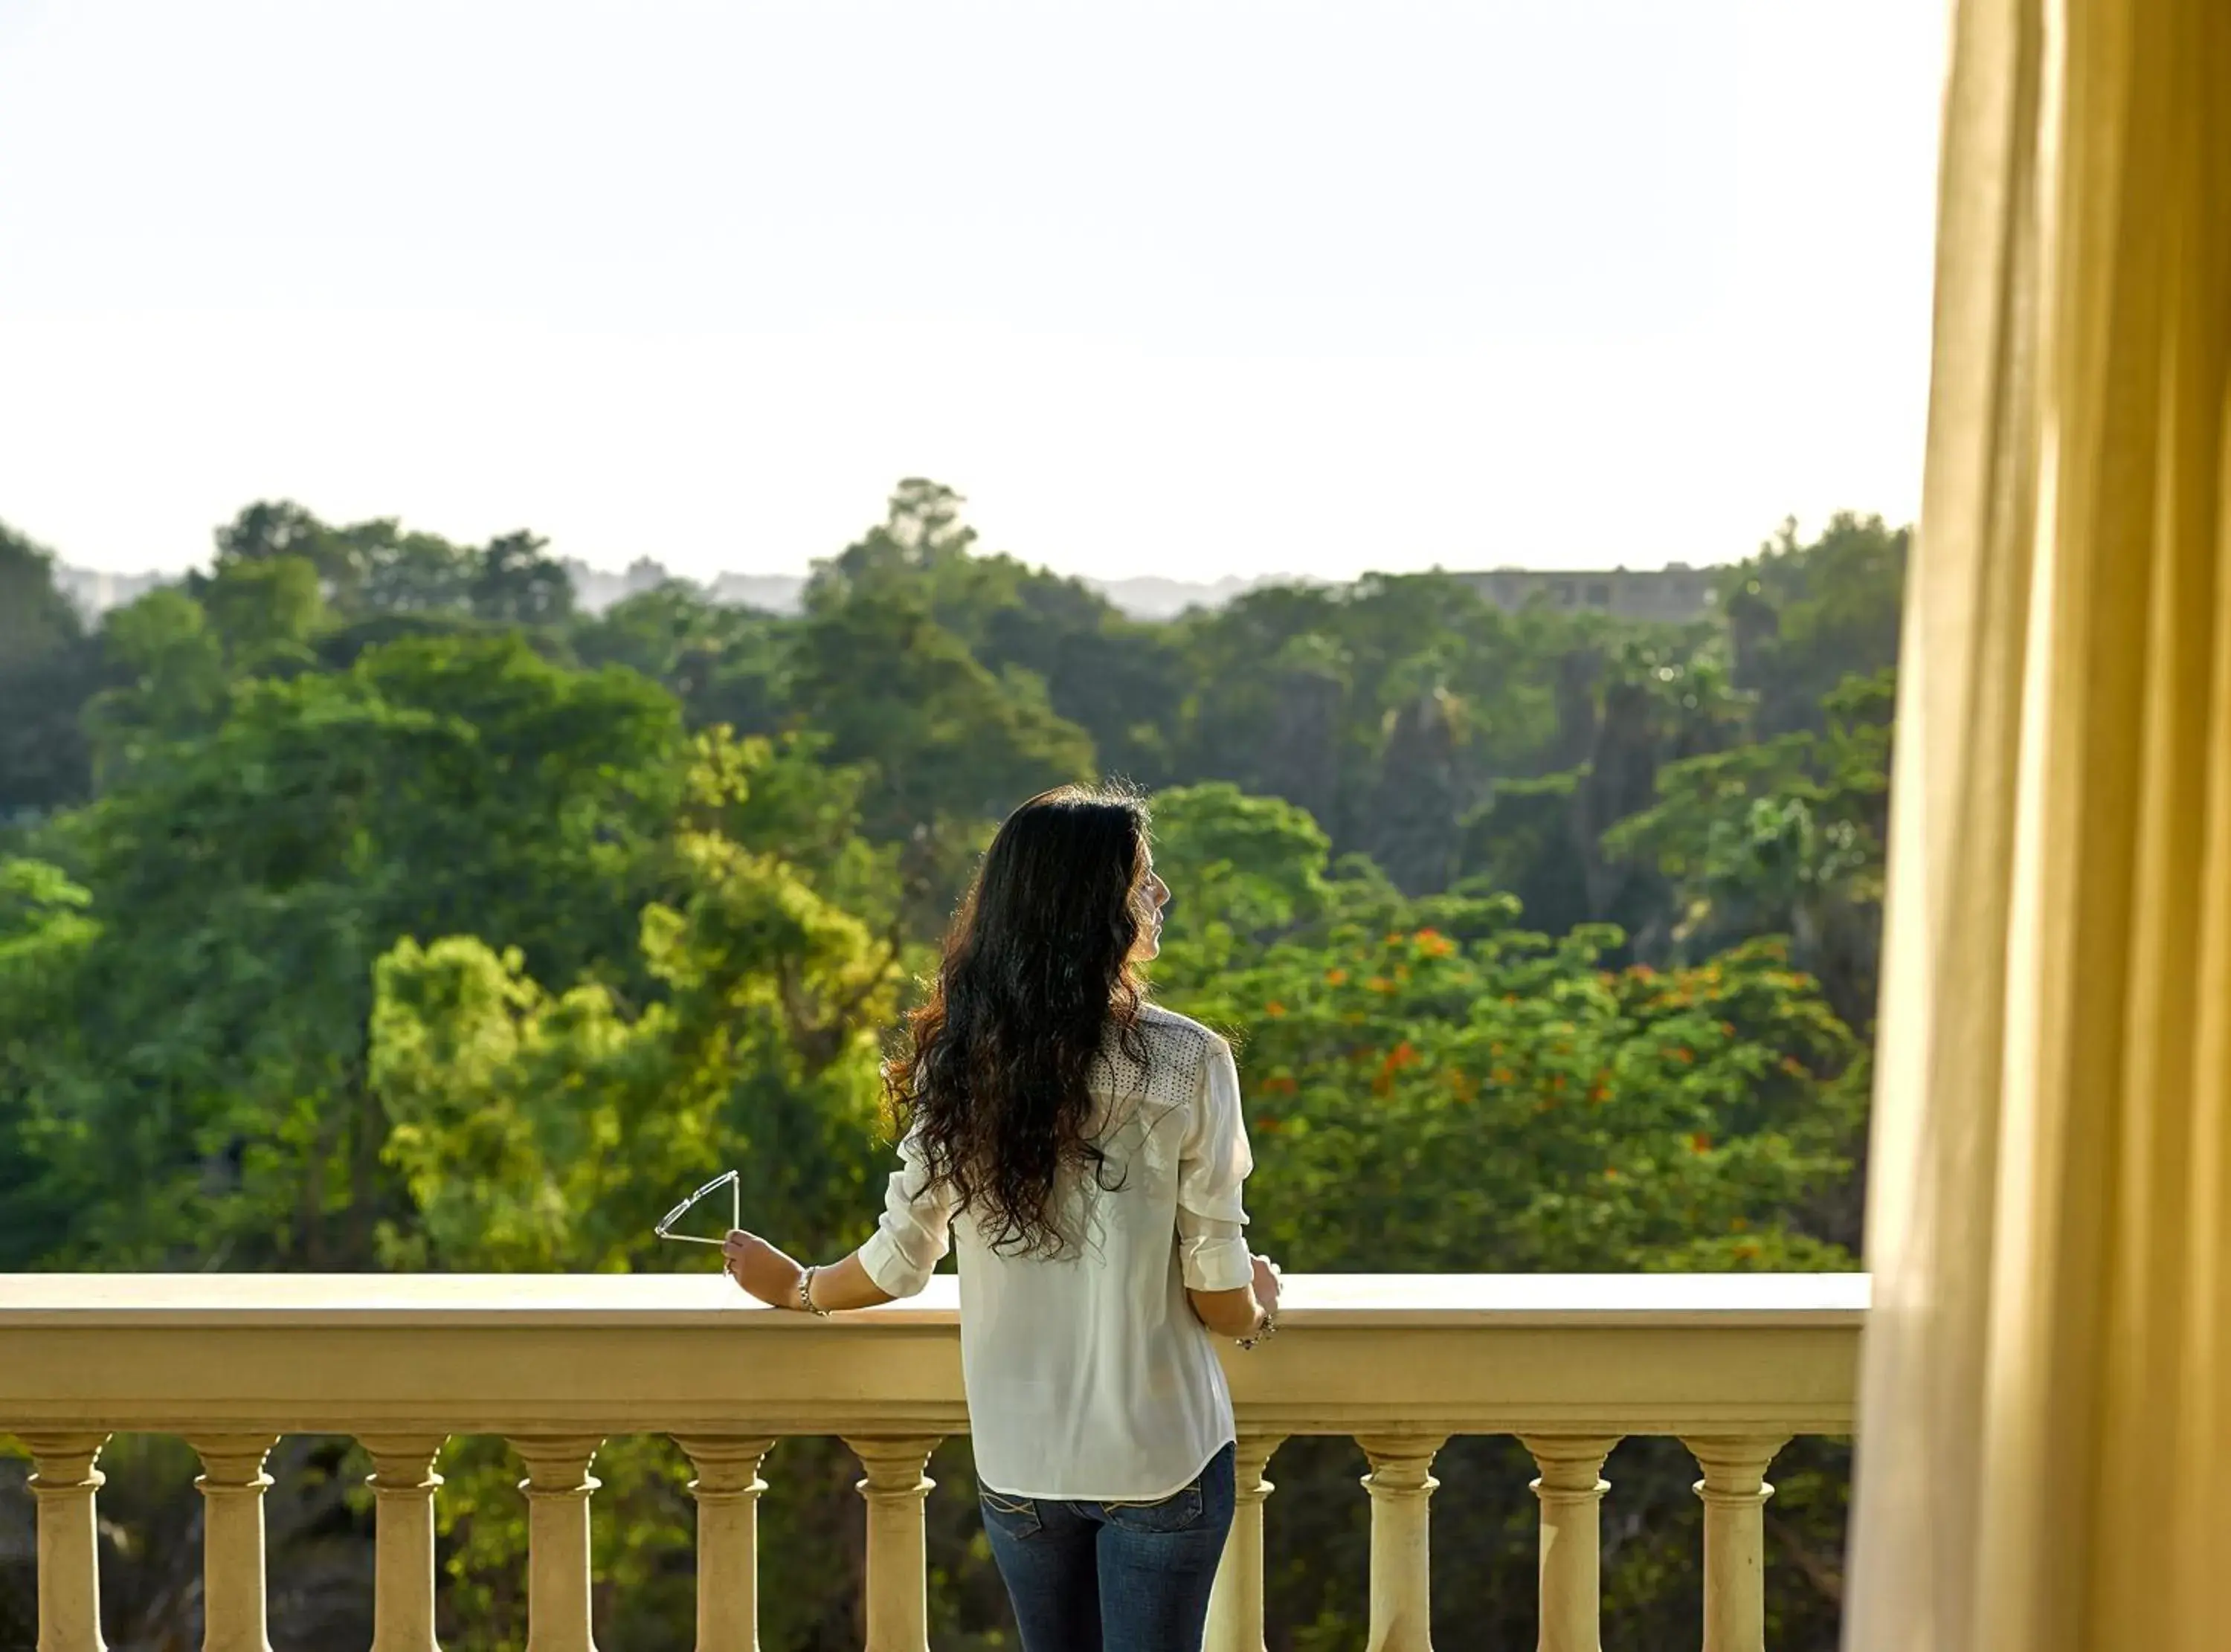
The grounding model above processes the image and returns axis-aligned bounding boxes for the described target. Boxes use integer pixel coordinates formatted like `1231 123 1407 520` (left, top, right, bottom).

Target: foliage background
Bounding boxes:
0 488 1904 1649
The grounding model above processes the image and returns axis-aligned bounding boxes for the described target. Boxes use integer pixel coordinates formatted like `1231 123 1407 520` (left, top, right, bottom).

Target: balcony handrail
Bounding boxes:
0 1271 1865 1438
1 1272 1868 1652
0 1268 1872 1325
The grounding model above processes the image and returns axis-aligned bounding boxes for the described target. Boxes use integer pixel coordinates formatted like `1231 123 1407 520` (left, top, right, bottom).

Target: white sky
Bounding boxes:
0 1 1948 583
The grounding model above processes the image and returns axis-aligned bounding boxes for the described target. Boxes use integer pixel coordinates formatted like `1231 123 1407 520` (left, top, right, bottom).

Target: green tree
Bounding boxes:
571 581 793 737
790 586 1094 834
470 531 576 626
1722 513 1908 735
788 583 1095 930
808 479 1186 784
0 523 86 662
1605 668 1893 1037
213 500 573 624
82 587 233 782
0 523 103 821
1452 639 1748 957
199 552 329 662
1166 572 1661 892
1146 782 1330 969
0 858 99 1259
10 633 691 1273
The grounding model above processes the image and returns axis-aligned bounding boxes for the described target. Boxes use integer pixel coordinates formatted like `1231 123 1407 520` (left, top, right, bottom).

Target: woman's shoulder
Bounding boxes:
1091 1003 1229 1111
1133 1001 1229 1055
1108 1004 1232 1097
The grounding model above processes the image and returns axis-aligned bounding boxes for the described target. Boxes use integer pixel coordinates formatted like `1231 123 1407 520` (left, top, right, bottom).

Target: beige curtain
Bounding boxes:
1844 0 2231 1648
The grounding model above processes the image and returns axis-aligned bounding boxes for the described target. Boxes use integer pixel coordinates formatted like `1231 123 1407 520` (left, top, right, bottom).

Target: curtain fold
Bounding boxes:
1844 1 2231 1649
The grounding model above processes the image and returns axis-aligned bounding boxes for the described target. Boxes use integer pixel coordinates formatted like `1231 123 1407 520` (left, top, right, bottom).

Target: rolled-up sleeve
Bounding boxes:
1176 1036 1255 1292
855 1131 957 1299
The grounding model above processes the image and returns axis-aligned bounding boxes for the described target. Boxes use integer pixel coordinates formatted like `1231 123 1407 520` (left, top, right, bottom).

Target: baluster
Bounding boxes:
1681 1435 1789 1652
512 1435 603 1652
1357 1432 1446 1652
361 1435 447 1652
189 1434 279 1652
1205 1432 1285 1652
843 1436 940 1652
1519 1435 1618 1652
674 1435 775 1652
22 1432 108 1652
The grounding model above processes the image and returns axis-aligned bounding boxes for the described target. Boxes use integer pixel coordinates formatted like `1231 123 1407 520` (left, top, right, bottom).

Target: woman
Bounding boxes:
721 784 1281 1652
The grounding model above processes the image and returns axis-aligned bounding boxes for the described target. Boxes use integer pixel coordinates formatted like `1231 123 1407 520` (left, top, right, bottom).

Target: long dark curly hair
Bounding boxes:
886 784 1153 1256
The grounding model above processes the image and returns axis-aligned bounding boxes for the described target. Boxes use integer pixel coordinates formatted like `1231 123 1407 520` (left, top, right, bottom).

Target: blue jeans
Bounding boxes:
979 1442 1237 1652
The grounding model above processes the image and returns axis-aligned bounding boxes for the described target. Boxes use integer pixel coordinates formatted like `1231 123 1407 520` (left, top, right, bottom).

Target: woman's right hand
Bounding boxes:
722 1228 805 1309
1251 1253 1282 1315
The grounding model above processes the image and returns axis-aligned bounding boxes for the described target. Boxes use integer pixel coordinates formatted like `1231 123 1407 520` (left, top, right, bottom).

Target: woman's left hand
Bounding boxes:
722 1229 804 1308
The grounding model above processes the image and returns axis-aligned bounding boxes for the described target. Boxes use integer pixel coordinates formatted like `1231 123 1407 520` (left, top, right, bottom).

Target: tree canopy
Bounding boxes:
0 485 1902 1651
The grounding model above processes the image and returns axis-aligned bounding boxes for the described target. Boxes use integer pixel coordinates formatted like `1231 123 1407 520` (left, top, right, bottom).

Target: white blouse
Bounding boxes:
855 1003 1256 1501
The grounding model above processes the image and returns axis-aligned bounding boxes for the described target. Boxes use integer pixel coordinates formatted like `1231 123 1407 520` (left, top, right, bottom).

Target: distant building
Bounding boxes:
53 566 170 618
1455 564 1720 623
559 555 683 616
704 572 808 614
50 558 1726 625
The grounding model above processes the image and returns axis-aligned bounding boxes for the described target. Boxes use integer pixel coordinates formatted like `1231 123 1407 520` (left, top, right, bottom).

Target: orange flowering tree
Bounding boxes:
1148 784 1866 1652
1148 786 1864 1274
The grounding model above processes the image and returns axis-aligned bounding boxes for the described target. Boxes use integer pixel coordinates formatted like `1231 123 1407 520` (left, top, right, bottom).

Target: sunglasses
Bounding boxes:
653 1169 739 1246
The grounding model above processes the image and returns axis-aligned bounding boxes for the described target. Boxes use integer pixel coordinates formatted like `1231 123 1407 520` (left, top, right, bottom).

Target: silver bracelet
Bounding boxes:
796 1265 833 1317
1237 1304 1278 1351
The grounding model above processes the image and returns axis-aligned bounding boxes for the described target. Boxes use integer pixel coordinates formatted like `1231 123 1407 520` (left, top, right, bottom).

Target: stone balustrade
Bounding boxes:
1 1271 1864 1651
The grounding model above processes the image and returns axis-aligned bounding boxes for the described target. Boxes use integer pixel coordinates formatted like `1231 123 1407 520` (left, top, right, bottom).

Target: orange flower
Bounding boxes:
1264 1001 1287 1019
1254 1114 1284 1135
1490 1066 1515 1085
1688 1132 1713 1153
1365 975 1395 994
1383 1040 1420 1071
1261 1074 1298 1097
1415 929 1455 958
1717 1021 1736 1038
1603 1167 1621 1181
1324 967 1349 986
